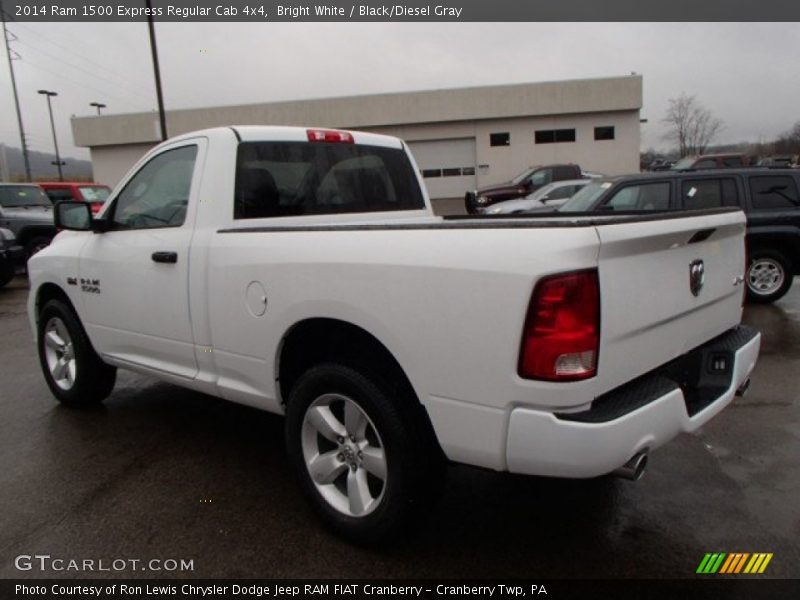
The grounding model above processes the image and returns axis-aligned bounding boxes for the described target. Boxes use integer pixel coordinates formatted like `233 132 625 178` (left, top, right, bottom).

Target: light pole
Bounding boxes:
145 0 167 140
38 90 64 182
90 102 106 115
2 9 32 181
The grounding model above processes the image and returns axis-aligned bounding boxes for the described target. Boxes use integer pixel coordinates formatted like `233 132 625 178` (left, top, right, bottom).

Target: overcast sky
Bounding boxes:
1 22 798 161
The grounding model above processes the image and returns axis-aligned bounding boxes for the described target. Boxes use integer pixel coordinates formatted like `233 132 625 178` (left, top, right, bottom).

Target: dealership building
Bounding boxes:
71 75 642 205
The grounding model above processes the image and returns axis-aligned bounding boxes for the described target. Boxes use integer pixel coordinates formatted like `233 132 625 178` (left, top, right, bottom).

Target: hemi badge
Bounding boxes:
67 277 77 286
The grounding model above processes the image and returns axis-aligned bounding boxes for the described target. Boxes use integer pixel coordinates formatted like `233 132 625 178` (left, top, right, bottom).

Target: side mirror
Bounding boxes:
54 201 93 231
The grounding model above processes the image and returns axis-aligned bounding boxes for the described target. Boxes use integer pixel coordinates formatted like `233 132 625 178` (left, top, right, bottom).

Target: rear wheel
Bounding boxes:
37 299 116 407
746 250 793 304
285 363 443 544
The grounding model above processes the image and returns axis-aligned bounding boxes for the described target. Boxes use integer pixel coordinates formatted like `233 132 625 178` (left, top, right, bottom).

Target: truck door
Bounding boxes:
78 140 205 379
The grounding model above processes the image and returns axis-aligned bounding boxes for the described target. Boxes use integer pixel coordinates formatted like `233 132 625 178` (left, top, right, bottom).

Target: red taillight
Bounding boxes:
306 129 354 144
518 269 600 381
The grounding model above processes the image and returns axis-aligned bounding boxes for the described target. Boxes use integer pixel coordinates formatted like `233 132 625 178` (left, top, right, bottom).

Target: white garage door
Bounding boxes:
408 138 476 199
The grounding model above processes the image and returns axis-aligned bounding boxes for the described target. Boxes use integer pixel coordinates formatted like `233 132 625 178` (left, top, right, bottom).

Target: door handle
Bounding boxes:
151 251 178 264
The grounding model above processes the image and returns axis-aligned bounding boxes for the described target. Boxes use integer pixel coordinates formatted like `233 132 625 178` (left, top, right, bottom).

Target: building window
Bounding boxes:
421 169 442 178
594 126 615 141
490 132 510 147
535 129 576 144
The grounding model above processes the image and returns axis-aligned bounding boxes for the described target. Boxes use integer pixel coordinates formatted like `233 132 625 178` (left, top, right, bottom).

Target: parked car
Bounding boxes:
671 153 750 170
0 183 57 258
756 156 793 168
29 126 759 543
39 182 111 215
557 169 800 303
0 228 25 287
464 164 583 213
648 159 676 171
479 179 590 215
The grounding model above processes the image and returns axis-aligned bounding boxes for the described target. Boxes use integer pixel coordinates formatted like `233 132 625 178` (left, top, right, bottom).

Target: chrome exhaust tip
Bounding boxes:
735 378 751 397
612 451 648 481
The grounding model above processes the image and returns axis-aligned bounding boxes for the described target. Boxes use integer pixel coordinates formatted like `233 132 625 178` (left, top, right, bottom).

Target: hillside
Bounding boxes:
0 144 93 181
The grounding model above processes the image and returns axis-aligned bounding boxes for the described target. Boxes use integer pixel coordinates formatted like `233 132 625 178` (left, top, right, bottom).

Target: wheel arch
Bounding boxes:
34 282 76 323
278 318 412 404
747 232 800 274
276 317 442 454
16 225 56 247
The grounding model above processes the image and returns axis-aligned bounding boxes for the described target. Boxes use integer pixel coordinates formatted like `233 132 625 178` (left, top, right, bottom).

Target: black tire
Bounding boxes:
26 235 52 259
37 299 116 407
746 250 793 304
285 362 444 544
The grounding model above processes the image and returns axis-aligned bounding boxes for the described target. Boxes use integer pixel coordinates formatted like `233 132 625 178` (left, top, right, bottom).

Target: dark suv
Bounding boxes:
555 168 800 303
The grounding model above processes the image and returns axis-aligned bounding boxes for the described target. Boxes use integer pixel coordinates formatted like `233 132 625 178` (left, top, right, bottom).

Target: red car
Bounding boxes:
39 182 111 215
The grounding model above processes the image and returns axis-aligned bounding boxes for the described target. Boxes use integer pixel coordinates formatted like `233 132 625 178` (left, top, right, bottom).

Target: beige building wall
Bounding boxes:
90 143 153 189
74 76 643 196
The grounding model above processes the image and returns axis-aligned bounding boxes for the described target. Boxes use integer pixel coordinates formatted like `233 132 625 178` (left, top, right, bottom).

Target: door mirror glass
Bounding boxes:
54 201 92 231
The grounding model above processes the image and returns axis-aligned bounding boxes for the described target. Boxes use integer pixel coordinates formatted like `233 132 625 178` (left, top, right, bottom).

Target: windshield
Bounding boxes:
558 182 610 212
671 157 696 170
0 186 51 208
510 167 536 185
79 186 111 202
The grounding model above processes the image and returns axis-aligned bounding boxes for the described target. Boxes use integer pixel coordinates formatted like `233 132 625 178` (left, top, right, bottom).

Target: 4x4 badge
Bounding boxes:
690 259 705 296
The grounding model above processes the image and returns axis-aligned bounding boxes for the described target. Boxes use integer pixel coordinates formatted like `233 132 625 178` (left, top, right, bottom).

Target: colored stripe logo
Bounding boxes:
697 553 773 574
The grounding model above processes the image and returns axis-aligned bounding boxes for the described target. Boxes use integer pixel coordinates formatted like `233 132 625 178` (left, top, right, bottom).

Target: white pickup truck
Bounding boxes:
28 126 760 542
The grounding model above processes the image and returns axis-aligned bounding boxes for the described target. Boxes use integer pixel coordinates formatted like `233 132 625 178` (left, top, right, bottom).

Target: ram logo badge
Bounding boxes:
689 259 705 296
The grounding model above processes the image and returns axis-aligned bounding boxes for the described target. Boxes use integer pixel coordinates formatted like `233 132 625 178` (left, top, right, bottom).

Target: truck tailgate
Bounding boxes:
595 209 747 394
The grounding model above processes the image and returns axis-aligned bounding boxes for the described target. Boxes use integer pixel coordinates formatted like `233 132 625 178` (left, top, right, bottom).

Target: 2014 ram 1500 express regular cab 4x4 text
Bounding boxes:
28 126 760 542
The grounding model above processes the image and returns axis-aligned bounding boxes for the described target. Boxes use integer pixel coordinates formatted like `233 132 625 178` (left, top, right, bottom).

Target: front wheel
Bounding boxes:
285 363 443 544
37 299 116 407
746 250 793 304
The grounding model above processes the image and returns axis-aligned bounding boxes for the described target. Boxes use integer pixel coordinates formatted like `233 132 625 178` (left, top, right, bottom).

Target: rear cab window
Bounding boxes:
234 141 425 219
748 175 800 210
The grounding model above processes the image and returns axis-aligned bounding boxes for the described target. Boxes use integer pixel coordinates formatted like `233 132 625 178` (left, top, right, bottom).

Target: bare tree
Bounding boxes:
661 93 724 156
774 121 800 155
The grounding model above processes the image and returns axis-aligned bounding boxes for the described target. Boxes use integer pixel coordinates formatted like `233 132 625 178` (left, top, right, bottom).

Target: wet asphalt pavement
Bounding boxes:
0 275 798 579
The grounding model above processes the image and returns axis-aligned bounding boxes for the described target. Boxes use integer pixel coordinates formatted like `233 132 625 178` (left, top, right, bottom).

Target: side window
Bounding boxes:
723 156 743 168
546 185 577 201
529 169 552 187
554 166 576 180
111 145 198 230
681 178 739 209
604 182 671 211
749 176 800 210
693 159 717 169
